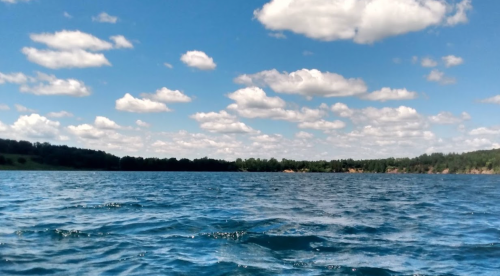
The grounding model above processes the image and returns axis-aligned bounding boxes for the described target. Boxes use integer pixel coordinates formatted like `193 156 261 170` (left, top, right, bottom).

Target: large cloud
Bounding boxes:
180 50 216 70
22 48 111 69
11 114 65 140
116 93 171 113
254 0 471 44
23 30 132 69
235 69 367 98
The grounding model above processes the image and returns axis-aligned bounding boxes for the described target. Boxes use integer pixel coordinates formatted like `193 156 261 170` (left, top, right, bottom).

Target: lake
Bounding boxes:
0 172 499 275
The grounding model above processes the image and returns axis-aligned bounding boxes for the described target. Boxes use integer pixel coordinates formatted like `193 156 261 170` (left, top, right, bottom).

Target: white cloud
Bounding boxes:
295 131 314 139
421 57 437 67
480 95 500 105
46 111 73 118
361 87 418 102
30 30 114 51
303 51 314 56
428 112 469 125
11 114 63 140
254 0 470 44
227 87 325 122
136 120 150 128
426 69 456 85
68 124 104 139
20 72 91 97
15 104 36 113
140 87 192 103
331 103 354 117
22 48 111 69
180 50 216 70
0 104 10 111
92 12 118 24
412 56 419 64
190 110 257 134
68 123 144 152
0 72 30 84
95 116 121 129
115 93 171 113
446 0 472 26
268 32 287 39
110 35 133 49
442 55 464 67
164 63 173 69
469 127 500 136
63 12 72 18
235 69 367 98
298 119 346 131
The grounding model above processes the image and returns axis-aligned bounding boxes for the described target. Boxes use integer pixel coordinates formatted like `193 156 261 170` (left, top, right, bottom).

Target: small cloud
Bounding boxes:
15 104 36 113
421 57 437 68
268 32 287 39
136 120 150 128
426 69 456 85
47 111 73 118
92 12 118 24
392 58 402 64
164 63 173 69
0 104 10 111
411 56 419 64
303 51 314 56
479 95 500 105
110 35 133 49
180 50 216 71
442 55 464 67
63 12 72 18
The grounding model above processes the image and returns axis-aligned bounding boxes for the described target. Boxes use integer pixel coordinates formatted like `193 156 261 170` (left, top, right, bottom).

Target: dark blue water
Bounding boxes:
0 172 499 275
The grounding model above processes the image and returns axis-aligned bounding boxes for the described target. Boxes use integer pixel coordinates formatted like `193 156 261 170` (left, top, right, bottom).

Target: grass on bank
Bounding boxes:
0 154 73 171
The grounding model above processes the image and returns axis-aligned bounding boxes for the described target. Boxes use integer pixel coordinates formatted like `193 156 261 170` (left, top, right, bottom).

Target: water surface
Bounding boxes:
0 172 499 275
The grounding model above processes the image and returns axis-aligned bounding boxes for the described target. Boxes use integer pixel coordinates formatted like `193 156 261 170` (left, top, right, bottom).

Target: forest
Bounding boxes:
1 137 499 174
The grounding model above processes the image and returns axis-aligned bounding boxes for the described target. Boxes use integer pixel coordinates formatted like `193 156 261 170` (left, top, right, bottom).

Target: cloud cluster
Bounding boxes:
190 110 258 134
22 30 133 69
254 0 472 44
20 72 91 97
92 12 118 24
116 87 191 113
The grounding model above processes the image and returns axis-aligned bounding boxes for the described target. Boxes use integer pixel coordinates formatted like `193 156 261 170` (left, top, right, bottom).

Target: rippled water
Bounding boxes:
0 172 499 275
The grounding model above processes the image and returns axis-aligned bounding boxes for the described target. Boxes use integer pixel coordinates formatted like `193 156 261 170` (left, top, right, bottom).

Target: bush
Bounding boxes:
0 155 5 165
17 157 27 164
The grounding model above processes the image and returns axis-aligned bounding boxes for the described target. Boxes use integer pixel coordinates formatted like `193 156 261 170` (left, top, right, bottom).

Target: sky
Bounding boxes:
1 0 499 160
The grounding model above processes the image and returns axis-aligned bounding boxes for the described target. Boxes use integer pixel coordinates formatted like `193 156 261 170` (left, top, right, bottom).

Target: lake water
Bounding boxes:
0 172 499 275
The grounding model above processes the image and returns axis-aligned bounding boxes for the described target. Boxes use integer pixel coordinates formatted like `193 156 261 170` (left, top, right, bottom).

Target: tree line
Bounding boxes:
1 138 499 173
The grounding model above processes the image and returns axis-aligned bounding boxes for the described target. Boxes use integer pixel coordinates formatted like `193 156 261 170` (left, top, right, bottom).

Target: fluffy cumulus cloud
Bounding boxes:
68 123 143 152
46 111 73 118
116 93 171 113
235 69 367 98
442 55 464 67
23 30 132 69
20 72 91 96
227 87 325 122
254 0 472 44
94 116 121 129
22 48 111 69
180 50 216 70
426 69 456 85
11 114 65 140
295 131 314 139
140 87 192 103
92 12 118 24
469 127 500 136
361 87 418 102
190 110 258 134
480 95 500 105
30 30 114 51
428 112 470 124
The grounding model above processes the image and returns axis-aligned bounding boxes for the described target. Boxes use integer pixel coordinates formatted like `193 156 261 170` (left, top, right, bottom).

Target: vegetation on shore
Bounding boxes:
1 138 499 174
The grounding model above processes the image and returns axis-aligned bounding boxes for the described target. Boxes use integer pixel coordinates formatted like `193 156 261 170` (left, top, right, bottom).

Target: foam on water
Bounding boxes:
0 172 499 275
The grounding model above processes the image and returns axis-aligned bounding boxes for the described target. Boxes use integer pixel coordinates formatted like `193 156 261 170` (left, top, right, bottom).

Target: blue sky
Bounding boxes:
1 0 499 160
